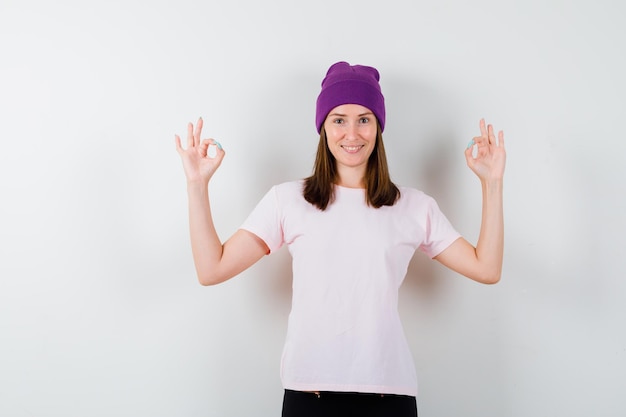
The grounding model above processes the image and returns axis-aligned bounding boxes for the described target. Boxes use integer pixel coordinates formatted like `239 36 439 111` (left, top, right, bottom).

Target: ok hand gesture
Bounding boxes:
175 118 225 184
465 119 506 182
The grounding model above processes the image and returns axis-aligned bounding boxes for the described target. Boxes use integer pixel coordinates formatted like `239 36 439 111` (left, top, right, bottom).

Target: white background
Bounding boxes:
1 0 625 416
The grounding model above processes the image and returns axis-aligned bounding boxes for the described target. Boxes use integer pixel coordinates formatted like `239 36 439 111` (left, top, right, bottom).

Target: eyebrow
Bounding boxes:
328 111 374 117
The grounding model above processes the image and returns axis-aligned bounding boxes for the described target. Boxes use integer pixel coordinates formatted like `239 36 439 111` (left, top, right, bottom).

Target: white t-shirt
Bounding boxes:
240 180 461 396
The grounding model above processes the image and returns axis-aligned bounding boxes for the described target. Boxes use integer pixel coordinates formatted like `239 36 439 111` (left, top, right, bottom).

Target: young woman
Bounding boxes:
175 61 506 417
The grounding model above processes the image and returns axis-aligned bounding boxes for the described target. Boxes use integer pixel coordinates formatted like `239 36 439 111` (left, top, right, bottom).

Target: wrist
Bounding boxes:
481 178 503 192
187 179 209 191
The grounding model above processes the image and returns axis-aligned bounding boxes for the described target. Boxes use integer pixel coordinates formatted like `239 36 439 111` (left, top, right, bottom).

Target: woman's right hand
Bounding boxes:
175 117 225 184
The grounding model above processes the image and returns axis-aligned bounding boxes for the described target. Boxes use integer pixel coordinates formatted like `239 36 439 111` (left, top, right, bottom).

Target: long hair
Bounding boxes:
303 124 400 210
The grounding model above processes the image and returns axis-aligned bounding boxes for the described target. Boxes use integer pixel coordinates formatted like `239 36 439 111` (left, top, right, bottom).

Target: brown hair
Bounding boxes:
303 124 400 210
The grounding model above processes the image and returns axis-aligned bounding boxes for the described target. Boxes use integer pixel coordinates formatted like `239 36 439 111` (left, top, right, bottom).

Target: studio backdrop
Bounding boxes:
1 0 624 416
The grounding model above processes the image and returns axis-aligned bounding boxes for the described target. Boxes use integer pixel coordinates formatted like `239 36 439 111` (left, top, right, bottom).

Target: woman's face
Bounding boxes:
323 104 377 175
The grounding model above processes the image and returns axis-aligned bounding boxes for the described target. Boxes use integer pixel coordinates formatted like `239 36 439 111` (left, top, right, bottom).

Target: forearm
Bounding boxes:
474 179 504 282
437 118 506 284
186 181 223 283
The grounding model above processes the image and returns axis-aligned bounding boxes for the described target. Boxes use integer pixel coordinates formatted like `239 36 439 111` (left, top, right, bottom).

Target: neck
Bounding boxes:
336 167 366 189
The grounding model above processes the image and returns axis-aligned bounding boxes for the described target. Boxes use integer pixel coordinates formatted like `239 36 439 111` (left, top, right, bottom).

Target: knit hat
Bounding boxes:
315 61 386 133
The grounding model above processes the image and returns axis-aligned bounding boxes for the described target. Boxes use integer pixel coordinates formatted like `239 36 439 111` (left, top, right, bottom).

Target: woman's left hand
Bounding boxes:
465 119 506 182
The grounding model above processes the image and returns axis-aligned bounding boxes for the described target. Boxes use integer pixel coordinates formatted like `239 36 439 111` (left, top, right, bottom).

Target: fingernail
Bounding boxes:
467 139 475 149
214 140 223 150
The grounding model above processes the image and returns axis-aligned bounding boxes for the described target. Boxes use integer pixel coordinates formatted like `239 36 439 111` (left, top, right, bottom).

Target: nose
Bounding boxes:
345 122 359 140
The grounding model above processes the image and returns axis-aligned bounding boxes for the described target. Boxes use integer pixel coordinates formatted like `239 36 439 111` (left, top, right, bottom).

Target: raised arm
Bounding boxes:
434 118 506 284
175 118 268 286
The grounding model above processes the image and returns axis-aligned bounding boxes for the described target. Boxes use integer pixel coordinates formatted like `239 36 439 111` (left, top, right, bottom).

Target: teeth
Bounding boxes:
342 146 362 151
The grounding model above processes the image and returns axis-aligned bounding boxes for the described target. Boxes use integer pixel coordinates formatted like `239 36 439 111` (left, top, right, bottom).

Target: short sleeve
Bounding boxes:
239 186 284 253
419 197 462 259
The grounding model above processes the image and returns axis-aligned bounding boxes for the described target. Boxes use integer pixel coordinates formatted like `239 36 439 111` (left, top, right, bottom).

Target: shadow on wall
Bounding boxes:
401 133 459 302
252 247 293 319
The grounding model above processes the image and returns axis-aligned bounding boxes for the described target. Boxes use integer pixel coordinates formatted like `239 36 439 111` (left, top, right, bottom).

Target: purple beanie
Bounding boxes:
315 61 386 133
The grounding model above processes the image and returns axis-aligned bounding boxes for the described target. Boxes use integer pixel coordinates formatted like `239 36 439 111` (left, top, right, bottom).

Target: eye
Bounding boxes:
332 118 345 124
359 117 370 124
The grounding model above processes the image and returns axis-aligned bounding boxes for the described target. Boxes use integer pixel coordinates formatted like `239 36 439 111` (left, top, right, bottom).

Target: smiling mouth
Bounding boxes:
341 145 364 153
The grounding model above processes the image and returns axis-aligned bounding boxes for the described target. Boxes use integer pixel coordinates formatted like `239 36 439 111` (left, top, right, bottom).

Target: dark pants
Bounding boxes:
281 389 418 417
